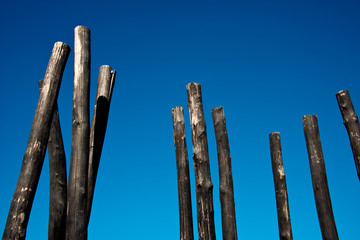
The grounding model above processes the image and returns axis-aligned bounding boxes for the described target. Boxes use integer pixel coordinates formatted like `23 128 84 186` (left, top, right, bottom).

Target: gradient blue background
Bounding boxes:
1 0 359 239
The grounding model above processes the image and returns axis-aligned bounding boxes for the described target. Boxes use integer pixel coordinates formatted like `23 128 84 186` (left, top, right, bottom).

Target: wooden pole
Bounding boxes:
211 107 237 240
336 90 360 180
186 82 216 240
2 42 70 240
302 115 339 240
269 132 293 240
39 80 67 240
87 65 115 224
172 106 194 240
66 26 90 240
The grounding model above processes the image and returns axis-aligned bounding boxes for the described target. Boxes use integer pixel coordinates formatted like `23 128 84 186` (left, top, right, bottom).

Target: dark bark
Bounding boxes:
302 115 339 240
2 42 70 240
87 65 115 224
172 106 194 240
269 132 293 240
39 80 67 240
336 90 360 180
211 107 237 240
186 82 216 240
66 26 90 240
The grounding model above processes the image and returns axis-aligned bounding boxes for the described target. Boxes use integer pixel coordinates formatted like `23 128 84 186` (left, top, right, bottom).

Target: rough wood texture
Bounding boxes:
39 80 67 240
336 90 360 180
186 82 216 240
211 107 237 240
302 115 339 240
2 42 70 240
269 132 293 240
172 106 194 240
87 65 115 224
66 26 90 240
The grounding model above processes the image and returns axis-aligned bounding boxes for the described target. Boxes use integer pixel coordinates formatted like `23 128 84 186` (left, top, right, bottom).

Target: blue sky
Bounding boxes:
1 0 360 239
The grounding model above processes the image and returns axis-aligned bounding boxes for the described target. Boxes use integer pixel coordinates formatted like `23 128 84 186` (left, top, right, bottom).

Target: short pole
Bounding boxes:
302 115 339 240
269 132 293 240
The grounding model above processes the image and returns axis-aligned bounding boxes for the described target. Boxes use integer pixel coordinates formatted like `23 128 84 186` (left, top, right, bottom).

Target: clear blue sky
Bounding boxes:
1 0 360 239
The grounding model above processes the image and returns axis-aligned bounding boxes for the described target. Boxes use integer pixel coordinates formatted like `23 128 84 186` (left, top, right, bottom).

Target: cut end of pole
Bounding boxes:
269 132 280 137
172 106 184 123
186 82 201 92
302 114 317 123
336 89 349 97
75 25 90 33
53 42 71 54
211 106 223 114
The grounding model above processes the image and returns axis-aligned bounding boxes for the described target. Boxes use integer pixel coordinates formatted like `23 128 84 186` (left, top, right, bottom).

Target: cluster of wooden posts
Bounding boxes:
2 26 116 240
172 83 360 240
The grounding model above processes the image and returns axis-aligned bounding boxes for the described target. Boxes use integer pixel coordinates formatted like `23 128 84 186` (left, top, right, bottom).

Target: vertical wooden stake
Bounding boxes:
211 107 237 240
87 65 115 224
66 26 90 240
186 82 216 240
269 132 293 240
3 42 70 240
336 90 360 180
302 115 339 240
172 106 194 240
39 80 67 240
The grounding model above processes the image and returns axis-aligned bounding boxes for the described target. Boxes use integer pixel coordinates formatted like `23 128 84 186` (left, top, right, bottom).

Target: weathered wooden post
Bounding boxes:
211 107 237 240
2 42 70 240
269 132 293 240
66 26 90 240
336 90 360 181
186 82 216 240
172 106 194 240
39 80 67 240
87 65 116 223
302 115 339 240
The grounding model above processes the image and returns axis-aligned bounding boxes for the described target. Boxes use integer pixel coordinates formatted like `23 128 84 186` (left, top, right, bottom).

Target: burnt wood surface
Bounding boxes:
336 90 360 180
172 106 194 240
302 115 339 240
211 107 237 240
66 26 90 240
186 82 216 240
2 42 70 240
87 65 115 224
269 132 293 240
39 80 67 240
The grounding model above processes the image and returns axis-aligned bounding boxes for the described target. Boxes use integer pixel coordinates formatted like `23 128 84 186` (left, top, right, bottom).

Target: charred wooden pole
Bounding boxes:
211 107 237 240
87 65 116 224
186 82 216 240
269 132 293 240
336 90 360 180
39 80 67 240
2 42 70 240
66 26 90 240
172 106 194 240
302 115 339 240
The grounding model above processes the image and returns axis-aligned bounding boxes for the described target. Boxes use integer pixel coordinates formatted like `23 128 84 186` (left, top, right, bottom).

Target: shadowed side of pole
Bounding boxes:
3 42 70 240
302 115 339 240
172 106 194 240
186 82 216 240
269 132 293 240
336 90 360 181
211 107 237 240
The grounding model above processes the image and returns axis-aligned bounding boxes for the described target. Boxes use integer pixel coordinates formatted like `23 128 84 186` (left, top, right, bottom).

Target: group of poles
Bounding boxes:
172 83 360 240
2 26 116 240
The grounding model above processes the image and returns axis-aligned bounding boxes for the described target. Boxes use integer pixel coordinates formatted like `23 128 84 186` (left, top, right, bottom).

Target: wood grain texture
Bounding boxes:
3 42 70 240
303 115 339 240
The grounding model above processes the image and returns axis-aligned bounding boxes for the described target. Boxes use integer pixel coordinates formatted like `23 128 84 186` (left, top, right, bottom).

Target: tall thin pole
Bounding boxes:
172 106 194 240
302 115 339 240
39 80 67 240
211 107 237 240
66 26 90 240
336 90 360 180
269 132 293 240
186 82 216 240
87 65 115 224
2 42 70 240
